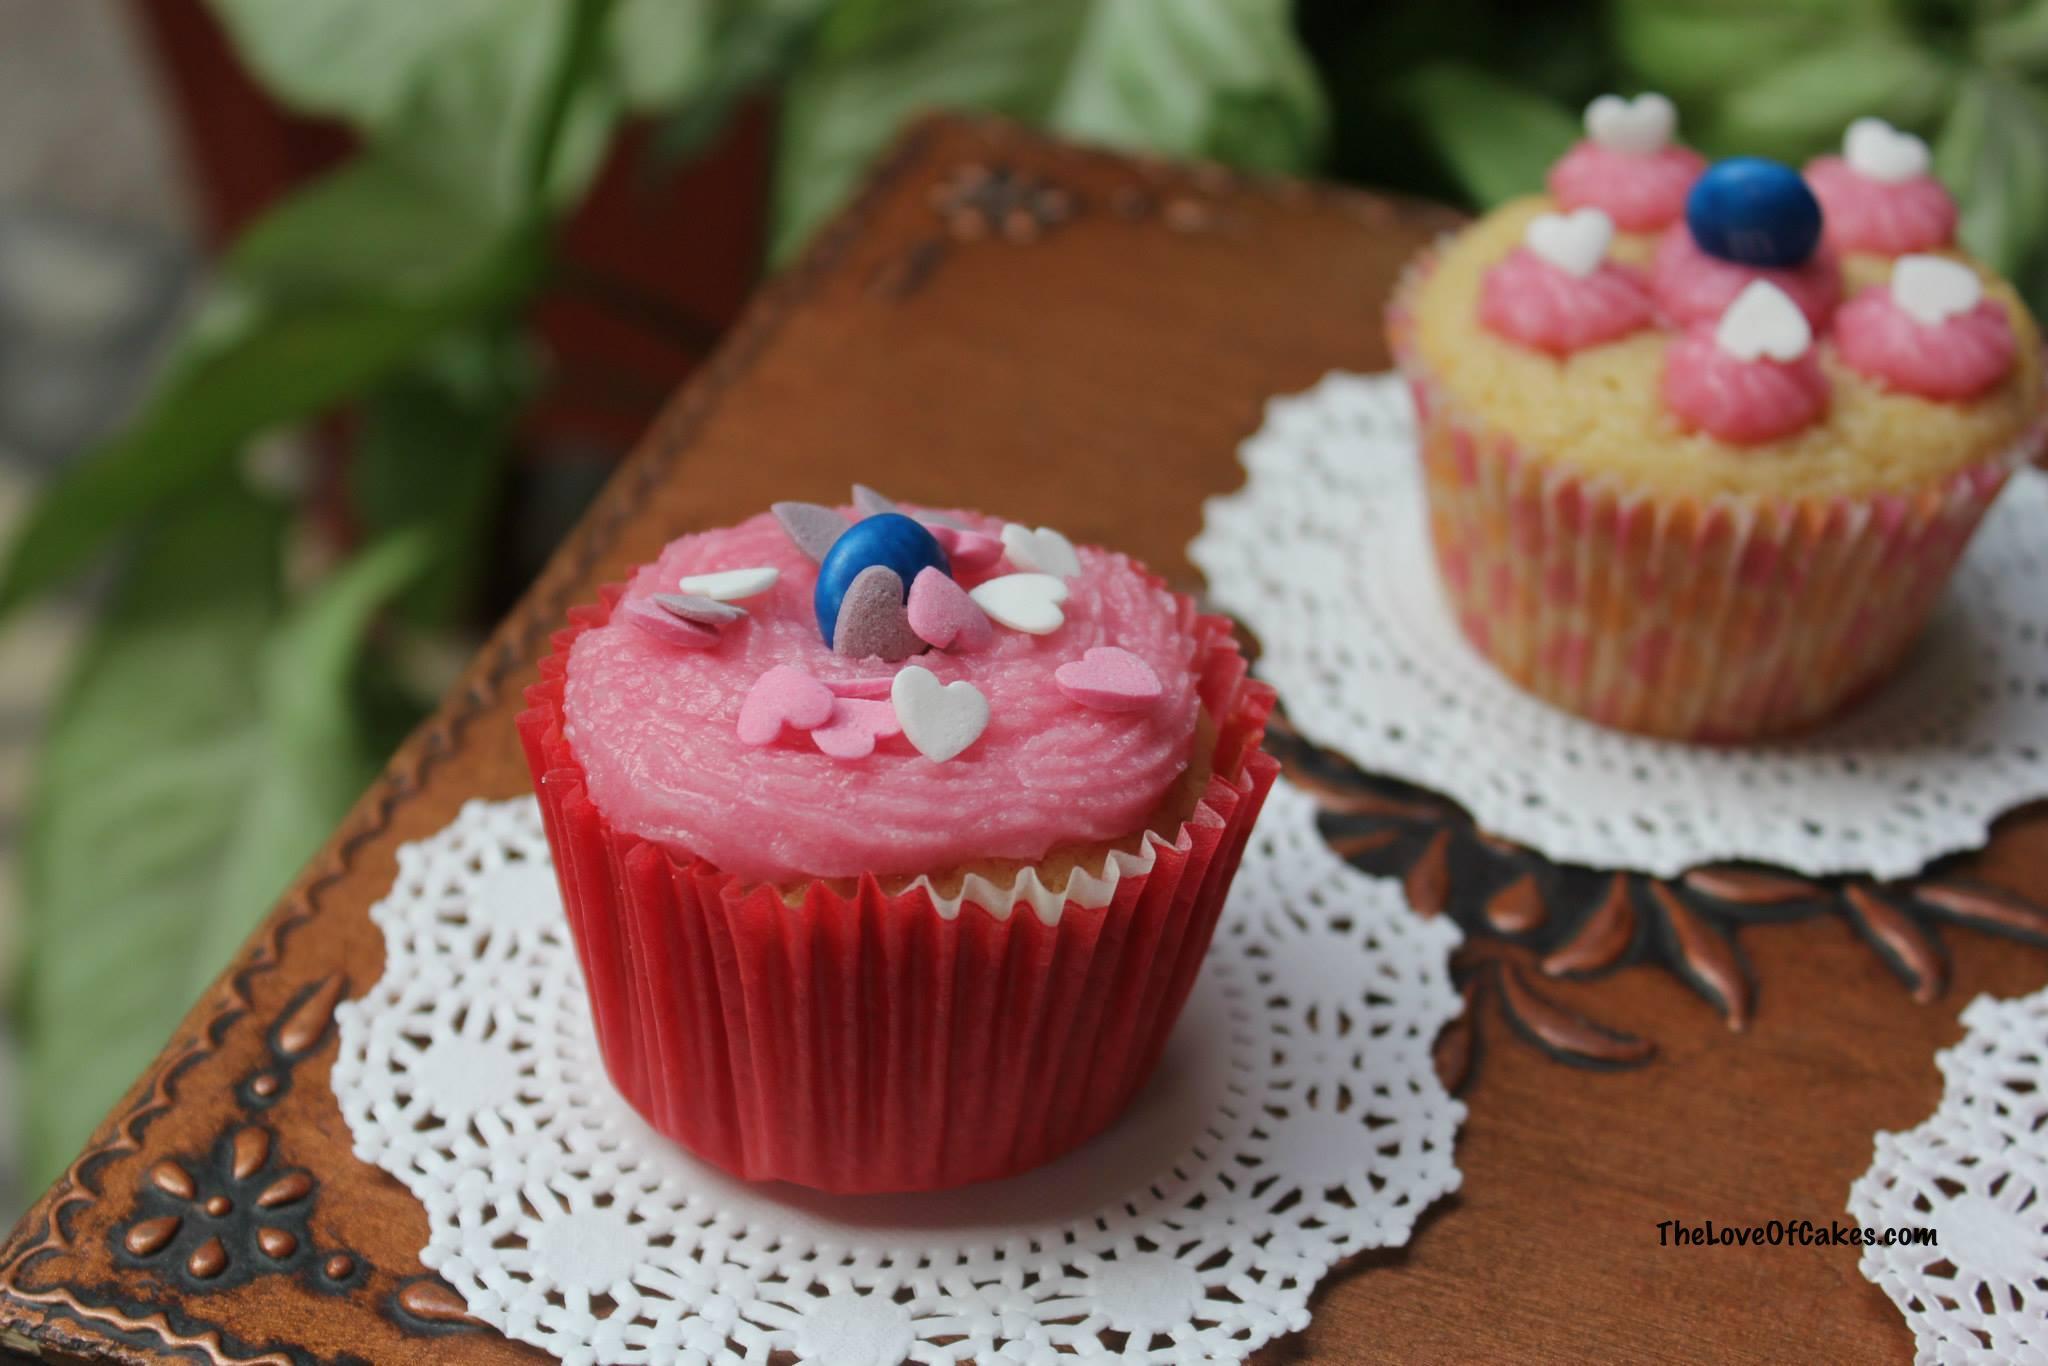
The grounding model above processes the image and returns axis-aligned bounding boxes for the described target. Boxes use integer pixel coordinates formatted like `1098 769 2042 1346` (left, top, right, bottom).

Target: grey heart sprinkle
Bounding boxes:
772 501 850 563
852 483 963 530
851 484 901 519
653 593 747 626
833 565 926 661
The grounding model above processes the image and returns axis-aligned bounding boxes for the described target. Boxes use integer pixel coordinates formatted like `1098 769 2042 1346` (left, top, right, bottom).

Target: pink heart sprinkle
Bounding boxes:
906 567 994 652
930 524 1005 575
811 698 904 760
737 665 835 746
1054 646 1163 713
623 596 720 649
828 676 896 699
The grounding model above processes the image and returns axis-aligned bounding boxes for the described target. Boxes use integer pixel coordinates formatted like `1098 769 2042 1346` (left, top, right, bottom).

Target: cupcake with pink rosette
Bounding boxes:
1388 110 2044 739
519 487 1276 1193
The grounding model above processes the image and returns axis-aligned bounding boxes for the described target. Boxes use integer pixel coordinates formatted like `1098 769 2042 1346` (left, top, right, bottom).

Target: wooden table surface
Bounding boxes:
6 113 2048 1365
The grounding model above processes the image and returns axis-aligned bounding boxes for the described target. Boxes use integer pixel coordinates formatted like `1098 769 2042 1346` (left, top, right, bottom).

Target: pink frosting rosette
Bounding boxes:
1549 142 1706 234
1661 322 1829 443
1836 282 2016 401
1546 91 1705 233
1807 157 1958 257
1479 247 1653 354
1652 224 1842 330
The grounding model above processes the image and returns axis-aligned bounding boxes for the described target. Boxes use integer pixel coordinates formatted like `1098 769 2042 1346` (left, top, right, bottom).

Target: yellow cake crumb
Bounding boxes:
1409 198 2043 499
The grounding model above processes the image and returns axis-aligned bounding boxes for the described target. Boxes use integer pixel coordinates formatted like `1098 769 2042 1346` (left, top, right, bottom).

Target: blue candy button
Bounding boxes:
1685 157 1822 269
814 513 951 647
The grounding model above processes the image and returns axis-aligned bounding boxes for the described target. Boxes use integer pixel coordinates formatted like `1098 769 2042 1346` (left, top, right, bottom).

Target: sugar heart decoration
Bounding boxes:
1054 646 1163 713
891 665 989 763
907 567 992 652
851 483 900 519
1525 208 1614 279
811 698 904 760
651 593 746 626
1891 253 1982 327
969 573 1069 635
737 665 834 746
771 501 849 562
833 565 925 661
1585 92 1675 155
1714 280 1812 362
623 596 720 648
677 566 779 602
1844 116 1929 184
929 524 1004 574
852 483 962 530
1000 523 1082 577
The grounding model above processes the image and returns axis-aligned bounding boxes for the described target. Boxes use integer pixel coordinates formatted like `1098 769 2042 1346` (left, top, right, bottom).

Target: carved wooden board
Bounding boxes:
5 113 2045 1365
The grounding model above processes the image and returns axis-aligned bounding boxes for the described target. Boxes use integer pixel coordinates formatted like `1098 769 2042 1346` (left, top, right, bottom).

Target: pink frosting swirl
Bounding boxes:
1479 248 1654 354
562 508 1204 884
1805 156 1958 256
1652 225 1842 330
1835 284 2016 400
1547 141 1707 233
1661 323 1829 443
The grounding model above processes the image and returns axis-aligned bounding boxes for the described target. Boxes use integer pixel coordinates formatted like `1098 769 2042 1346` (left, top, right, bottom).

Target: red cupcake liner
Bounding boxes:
519 584 1278 1194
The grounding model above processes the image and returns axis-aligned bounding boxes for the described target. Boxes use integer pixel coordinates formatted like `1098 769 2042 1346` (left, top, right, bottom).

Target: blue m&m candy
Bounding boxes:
1685 157 1822 269
814 512 950 647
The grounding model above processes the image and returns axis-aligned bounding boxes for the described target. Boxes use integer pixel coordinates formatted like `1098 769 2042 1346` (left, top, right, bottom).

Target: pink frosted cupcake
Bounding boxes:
1389 104 2045 739
519 490 1276 1193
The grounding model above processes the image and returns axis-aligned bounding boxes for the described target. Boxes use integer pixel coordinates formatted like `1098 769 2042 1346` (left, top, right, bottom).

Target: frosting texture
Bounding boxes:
1660 323 1829 442
562 508 1204 883
1547 142 1704 233
1806 156 1958 257
1836 285 2017 400
1479 247 1652 353
1652 225 1841 329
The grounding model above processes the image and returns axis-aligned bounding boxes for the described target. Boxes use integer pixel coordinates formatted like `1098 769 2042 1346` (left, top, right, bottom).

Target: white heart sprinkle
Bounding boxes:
676 566 779 602
999 523 1081 577
1525 208 1614 279
969 574 1069 635
1714 281 1812 362
1584 92 1675 155
1844 116 1928 184
890 665 989 763
1891 253 1982 327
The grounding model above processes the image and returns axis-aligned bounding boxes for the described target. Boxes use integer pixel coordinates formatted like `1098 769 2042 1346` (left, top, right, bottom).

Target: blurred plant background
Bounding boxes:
1 0 2043 1207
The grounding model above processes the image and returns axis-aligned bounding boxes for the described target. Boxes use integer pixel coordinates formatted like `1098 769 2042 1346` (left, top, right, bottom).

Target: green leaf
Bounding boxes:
1610 0 1896 104
773 0 1087 261
353 330 534 626
1400 63 1578 207
1974 0 2048 76
609 0 743 111
771 0 1326 261
0 155 537 619
206 0 621 217
19 490 425 1184
202 532 431 977
1046 0 1326 171
1698 34 1954 160
1936 72 2048 279
648 0 833 164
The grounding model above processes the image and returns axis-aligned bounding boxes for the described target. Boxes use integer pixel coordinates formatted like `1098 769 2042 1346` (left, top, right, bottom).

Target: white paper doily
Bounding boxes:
1849 985 2048 1364
332 779 1465 1366
1190 371 2048 880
